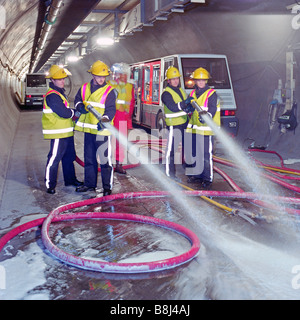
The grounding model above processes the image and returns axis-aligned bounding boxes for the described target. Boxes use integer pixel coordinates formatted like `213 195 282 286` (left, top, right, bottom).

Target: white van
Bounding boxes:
130 54 239 136
24 73 48 107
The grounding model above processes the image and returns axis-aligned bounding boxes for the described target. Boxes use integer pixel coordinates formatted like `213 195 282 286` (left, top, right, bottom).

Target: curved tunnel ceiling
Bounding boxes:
0 0 295 80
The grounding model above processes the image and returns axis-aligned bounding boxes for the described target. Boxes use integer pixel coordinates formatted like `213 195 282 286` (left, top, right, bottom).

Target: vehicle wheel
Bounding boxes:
156 112 166 131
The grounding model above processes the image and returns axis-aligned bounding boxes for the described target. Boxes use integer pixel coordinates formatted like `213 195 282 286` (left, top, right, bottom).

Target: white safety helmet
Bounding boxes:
111 62 130 76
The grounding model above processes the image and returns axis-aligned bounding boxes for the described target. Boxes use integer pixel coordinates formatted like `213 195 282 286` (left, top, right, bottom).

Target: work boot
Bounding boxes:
201 181 212 190
103 189 112 196
76 185 96 193
65 179 84 187
115 161 126 174
47 188 55 195
168 174 182 183
187 176 203 184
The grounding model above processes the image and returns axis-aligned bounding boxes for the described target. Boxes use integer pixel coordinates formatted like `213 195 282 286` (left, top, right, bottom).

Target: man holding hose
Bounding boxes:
74 60 117 196
42 65 83 194
185 67 221 189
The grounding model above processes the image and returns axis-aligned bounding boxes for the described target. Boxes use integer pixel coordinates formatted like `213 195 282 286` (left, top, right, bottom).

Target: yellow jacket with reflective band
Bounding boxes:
186 88 221 136
108 80 133 113
163 86 187 126
75 82 114 136
42 89 74 139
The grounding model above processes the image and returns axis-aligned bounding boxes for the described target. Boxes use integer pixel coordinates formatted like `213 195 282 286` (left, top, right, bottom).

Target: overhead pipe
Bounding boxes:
29 0 63 73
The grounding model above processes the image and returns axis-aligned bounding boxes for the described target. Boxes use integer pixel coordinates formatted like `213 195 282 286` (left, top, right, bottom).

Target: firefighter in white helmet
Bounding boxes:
74 60 117 195
108 62 134 174
185 67 221 189
161 66 193 180
42 65 83 194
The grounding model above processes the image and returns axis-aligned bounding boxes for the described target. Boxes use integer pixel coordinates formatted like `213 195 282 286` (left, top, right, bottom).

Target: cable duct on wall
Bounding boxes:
29 0 63 73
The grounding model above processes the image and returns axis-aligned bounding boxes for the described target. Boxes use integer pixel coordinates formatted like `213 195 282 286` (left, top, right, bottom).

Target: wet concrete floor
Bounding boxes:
1 111 300 300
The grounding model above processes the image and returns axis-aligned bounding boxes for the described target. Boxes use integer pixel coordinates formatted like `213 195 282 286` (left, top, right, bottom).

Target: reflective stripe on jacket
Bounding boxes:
75 83 114 136
108 80 133 113
42 89 74 139
163 86 187 126
186 88 221 136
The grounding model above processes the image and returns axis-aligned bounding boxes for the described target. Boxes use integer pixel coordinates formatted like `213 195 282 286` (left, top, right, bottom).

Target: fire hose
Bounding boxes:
214 155 300 194
1 155 300 273
2 102 300 272
75 134 300 219
0 190 201 273
1 190 300 273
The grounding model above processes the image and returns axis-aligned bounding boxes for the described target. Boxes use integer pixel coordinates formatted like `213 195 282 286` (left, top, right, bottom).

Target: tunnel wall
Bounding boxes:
0 70 20 201
0 0 39 203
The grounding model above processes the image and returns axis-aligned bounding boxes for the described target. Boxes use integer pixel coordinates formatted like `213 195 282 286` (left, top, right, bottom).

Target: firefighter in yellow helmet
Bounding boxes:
185 67 221 189
108 62 134 174
74 60 117 195
161 66 194 181
42 65 83 194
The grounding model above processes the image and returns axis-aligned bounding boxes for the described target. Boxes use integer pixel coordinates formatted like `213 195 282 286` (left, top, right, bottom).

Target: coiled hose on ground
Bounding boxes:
1 141 300 273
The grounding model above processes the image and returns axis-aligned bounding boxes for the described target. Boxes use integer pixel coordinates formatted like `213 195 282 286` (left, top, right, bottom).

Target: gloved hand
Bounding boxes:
198 116 205 124
185 104 195 114
184 96 193 105
198 110 208 116
181 101 194 114
97 121 105 131
198 110 210 124
97 115 110 130
72 110 81 123
79 103 89 114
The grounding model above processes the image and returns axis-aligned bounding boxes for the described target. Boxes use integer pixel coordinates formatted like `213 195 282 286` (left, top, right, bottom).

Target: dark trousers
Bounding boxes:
185 133 213 183
84 132 113 190
165 121 188 177
45 136 77 189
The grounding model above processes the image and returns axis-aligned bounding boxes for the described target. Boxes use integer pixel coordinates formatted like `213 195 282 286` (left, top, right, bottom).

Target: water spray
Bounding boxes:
190 100 288 215
86 106 246 216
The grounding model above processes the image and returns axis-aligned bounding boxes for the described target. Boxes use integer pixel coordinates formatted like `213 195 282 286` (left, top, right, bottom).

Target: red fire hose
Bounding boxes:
2 142 300 273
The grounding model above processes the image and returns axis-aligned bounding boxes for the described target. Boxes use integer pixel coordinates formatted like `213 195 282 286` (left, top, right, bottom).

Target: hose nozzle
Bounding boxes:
191 100 207 115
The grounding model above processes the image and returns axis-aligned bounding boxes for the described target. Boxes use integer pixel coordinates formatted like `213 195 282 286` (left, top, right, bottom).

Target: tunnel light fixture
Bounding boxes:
67 55 80 63
97 37 115 47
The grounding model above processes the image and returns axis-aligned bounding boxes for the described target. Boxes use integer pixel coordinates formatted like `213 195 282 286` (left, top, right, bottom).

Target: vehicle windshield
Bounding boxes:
181 57 231 90
26 75 47 87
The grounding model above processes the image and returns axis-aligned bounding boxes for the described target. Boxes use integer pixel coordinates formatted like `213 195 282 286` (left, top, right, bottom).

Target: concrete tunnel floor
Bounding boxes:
1 109 300 300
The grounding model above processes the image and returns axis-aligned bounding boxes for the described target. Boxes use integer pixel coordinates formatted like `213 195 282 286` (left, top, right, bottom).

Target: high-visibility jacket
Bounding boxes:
42 89 74 139
108 80 133 113
163 86 188 126
75 82 114 136
186 88 221 136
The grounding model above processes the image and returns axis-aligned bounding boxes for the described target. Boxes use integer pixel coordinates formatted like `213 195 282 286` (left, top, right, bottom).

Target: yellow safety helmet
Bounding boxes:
191 67 210 80
165 66 181 80
88 60 110 76
46 65 71 79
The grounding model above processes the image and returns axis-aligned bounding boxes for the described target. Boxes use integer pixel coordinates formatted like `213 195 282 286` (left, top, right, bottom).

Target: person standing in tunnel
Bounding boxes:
42 65 83 195
161 66 193 181
108 62 135 174
185 67 220 189
74 60 117 196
